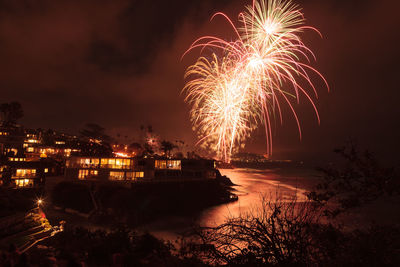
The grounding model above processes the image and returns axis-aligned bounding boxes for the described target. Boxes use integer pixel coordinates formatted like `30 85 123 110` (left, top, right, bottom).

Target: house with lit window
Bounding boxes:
0 126 25 158
65 157 141 181
23 129 78 160
0 161 47 189
65 157 217 183
153 158 217 180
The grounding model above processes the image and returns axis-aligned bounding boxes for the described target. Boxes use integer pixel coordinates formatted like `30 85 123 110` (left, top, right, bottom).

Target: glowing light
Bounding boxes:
183 0 328 162
263 20 277 35
37 198 44 208
114 152 130 158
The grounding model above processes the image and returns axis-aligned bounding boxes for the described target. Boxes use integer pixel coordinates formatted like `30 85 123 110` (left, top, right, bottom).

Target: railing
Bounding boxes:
99 164 132 169
67 163 132 169
12 174 38 179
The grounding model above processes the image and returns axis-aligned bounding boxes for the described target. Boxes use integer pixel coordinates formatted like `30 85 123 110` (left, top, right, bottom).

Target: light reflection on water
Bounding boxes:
198 168 312 228
143 167 319 240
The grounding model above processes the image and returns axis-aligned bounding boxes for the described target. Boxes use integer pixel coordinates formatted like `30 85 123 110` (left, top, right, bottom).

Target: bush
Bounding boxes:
181 196 400 266
51 182 93 213
308 142 399 217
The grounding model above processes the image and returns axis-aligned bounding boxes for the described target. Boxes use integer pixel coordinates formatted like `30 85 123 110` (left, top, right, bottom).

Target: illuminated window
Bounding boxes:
79 158 99 167
78 169 89 179
15 179 34 188
135 171 144 178
44 168 49 173
155 160 181 170
167 160 181 170
27 147 34 152
15 169 36 178
155 160 167 169
101 158 108 167
126 172 133 179
116 159 122 167
74 158 134 169
126 159 132 168
125 171 144 180
105 158 132 169
128 159 132 166
109 171 124 180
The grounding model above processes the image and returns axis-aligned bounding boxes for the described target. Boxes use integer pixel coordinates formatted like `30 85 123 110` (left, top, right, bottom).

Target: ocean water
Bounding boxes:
141 166 320 240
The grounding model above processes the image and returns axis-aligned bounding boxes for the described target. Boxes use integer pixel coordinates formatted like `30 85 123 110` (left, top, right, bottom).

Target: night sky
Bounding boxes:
1 0 399 163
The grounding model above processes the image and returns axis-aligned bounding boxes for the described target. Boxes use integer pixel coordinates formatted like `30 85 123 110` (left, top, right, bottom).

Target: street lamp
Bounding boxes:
37 199 43 209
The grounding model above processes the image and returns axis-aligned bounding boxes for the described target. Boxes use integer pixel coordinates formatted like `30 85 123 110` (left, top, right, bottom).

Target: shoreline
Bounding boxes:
42 167 321 241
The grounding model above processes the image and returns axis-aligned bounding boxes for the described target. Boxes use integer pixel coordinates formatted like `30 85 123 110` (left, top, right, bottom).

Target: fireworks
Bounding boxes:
183 0 328 162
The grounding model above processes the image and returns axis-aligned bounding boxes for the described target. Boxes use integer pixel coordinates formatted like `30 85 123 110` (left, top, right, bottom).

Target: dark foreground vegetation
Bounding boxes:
308 143 400 218
0 189 41 218
4 198 399 266
1 143 400 266
51 179 235 227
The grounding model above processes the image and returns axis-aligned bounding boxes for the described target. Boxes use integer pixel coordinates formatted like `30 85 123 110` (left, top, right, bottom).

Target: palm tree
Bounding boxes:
160 140 177 158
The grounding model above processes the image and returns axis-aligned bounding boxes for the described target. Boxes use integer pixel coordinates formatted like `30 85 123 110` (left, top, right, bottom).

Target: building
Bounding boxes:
0 161 47 189
0 127 79 161
24 130 79 160
65 157 217 182
0 126 25 158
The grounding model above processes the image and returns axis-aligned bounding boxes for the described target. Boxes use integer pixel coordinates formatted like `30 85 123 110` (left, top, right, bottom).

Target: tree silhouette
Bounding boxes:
78 123 113 157
160 140 177 158
128 142 142 156
307 141 399 217
0 102 24 127
80 123 111 143
143 143 154 156
77 141 113 157
41 129 56 146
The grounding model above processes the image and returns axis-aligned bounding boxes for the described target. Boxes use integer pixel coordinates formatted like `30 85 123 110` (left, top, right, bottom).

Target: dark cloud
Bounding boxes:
0 0 399 163
268 0 400 163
